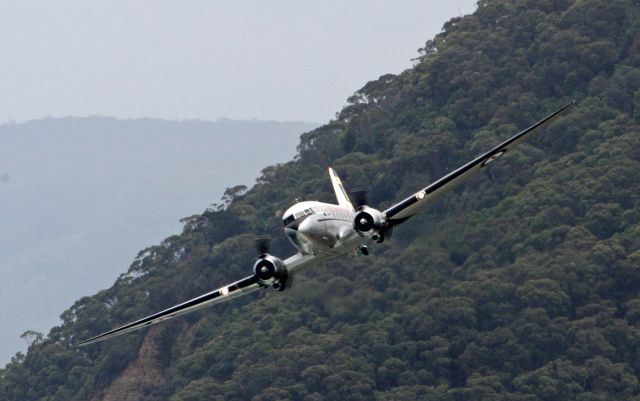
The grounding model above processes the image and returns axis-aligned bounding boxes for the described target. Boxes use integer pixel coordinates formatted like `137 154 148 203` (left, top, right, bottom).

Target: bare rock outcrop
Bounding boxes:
90 327 165 401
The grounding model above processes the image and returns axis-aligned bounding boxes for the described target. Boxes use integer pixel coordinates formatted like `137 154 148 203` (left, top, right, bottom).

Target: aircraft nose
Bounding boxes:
297 215 337 248
297 216 314 235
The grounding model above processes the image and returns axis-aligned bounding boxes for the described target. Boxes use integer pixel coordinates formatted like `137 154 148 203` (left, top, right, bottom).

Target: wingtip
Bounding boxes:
564 99 576 109
552 99 575 117
563 100 576 115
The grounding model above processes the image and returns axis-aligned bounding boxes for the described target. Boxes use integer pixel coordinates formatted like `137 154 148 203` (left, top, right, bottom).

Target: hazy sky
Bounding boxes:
0 0 477 124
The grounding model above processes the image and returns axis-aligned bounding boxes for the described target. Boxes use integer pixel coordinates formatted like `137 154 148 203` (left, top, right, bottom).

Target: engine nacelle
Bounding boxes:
353 206 386 242
253 254 289 291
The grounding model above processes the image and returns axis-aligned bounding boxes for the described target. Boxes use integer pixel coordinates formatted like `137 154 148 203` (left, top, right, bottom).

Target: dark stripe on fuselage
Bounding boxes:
317 217 351 223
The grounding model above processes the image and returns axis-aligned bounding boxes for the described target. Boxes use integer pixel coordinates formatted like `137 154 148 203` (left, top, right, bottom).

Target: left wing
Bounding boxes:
76 274 262 346
384 100 574 224
76 252 318 347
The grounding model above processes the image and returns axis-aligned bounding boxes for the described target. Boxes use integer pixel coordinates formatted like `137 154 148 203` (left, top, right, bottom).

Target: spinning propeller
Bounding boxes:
351 189 368 209
253 236 289 290
255 237 271 256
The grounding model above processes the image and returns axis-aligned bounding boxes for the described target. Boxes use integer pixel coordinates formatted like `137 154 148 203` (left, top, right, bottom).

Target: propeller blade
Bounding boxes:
255 237 271 255
351 189 368 209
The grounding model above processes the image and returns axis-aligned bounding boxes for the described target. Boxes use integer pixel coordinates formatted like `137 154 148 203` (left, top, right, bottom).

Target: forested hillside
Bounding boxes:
2 0 640 400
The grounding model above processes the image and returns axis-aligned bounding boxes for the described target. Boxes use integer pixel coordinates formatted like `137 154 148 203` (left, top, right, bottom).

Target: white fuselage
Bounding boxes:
282 201 364 258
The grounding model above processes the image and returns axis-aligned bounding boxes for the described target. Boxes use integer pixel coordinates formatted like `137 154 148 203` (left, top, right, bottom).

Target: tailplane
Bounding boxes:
328 167 355 212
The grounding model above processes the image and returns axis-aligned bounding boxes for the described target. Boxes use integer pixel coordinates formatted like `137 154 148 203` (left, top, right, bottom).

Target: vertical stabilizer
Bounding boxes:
328 167 355 212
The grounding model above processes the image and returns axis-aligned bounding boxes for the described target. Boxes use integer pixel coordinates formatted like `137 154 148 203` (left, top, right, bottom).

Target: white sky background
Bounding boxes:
0 0 477 124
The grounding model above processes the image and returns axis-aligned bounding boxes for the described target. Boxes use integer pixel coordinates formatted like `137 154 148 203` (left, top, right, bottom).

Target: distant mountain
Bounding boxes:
3 1 640 400
0 117 317 364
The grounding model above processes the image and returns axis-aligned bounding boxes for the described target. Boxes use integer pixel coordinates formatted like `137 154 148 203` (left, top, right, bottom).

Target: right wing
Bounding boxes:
384 100 574 224
76 274 262 346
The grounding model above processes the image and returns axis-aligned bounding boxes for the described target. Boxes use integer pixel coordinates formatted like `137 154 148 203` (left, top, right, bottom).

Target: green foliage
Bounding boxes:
3 0 640 400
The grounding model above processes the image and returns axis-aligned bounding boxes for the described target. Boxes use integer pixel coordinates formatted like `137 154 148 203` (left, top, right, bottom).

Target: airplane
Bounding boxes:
76 100 574 346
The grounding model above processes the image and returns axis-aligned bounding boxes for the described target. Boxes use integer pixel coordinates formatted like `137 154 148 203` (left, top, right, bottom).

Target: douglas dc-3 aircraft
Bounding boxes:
77 100 574 346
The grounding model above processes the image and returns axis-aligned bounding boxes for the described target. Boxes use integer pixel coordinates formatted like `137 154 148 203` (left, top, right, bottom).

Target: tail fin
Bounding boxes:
328 167 355 212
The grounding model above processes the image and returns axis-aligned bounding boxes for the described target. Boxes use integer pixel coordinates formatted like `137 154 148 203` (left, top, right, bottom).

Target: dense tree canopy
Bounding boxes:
2 0 640 400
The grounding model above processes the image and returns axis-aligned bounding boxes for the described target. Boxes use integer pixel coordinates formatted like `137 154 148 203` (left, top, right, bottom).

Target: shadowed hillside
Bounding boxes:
2 0 640 400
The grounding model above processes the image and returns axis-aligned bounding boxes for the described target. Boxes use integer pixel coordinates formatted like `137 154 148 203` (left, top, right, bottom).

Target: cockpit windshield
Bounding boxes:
283 207 316 227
